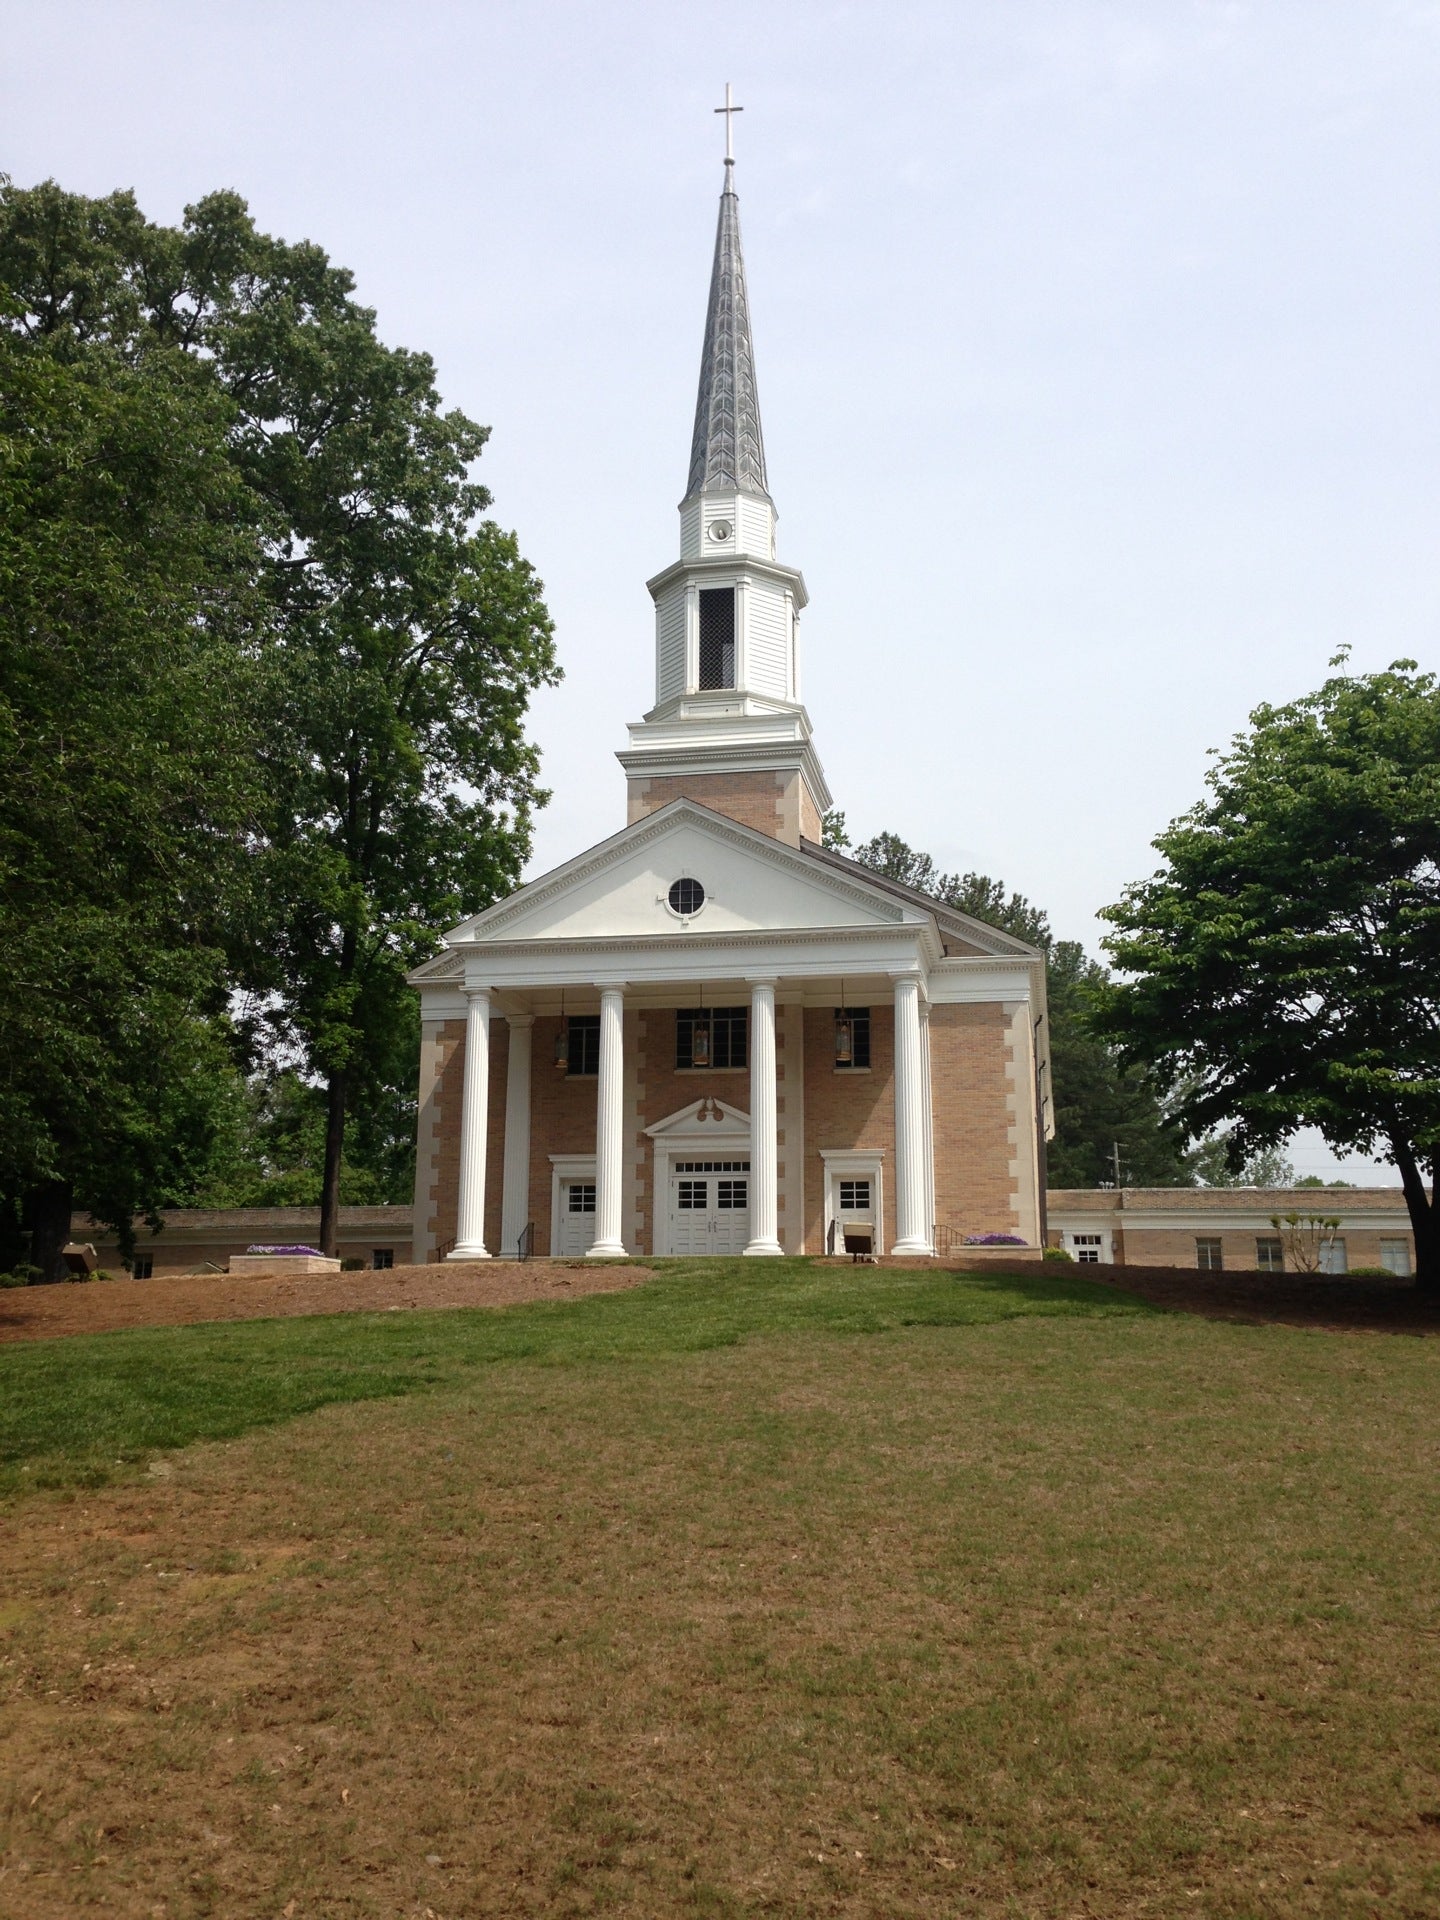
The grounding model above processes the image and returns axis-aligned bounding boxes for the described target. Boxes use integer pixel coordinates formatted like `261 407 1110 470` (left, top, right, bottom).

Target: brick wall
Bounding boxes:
628 769 784 837
1120 1226 1411 1272
525 1017 601 1255
802 1005 897 1252
929 1002 1020 1237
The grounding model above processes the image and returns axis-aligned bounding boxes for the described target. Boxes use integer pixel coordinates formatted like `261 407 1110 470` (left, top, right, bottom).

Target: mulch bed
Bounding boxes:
1 1256 1435 1346
0 1259 645 1345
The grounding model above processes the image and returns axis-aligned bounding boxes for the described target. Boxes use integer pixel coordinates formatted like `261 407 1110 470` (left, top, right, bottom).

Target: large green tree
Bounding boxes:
835 825 1192 1187
1099 659 1440 1285
0 278 266 1276
1 180 558 1255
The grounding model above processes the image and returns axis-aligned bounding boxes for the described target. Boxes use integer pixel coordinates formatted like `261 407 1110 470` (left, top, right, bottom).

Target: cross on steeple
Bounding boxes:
714 82 743 171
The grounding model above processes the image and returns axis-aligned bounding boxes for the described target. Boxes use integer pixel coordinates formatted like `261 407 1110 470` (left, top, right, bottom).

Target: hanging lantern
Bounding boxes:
835 1013 854 1065
691 1000 712 1068
835 981 853 1065
554 990 569 1072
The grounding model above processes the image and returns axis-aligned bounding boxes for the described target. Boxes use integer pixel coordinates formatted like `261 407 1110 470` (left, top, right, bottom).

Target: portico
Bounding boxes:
435 950 946 1262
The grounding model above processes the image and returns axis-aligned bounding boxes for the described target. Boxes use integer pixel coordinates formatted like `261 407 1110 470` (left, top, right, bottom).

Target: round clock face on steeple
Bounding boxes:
708 520 732 542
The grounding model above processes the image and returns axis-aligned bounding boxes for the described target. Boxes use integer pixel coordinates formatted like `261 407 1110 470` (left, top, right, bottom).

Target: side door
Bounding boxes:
558 1180 598 1256
670 1172 712 1256
710 1169 750 1254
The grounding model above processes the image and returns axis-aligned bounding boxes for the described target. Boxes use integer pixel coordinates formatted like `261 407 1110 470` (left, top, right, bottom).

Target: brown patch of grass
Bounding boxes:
4 1311 1440 1916
0 1259 645 1346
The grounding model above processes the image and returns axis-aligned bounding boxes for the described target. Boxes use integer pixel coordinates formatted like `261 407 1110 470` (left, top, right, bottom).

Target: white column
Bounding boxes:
448 989 492 1260
683 582 699 693
892 973 933 1255
745 979 783 1256
499 1014 533 1258
588 985 628 1257
920 1002 936 1249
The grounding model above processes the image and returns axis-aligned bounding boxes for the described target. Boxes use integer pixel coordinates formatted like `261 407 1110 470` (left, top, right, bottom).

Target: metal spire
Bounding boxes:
685 86 769 500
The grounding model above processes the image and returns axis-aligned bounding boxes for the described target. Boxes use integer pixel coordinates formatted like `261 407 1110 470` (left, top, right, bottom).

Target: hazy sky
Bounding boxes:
6 2 1436 1179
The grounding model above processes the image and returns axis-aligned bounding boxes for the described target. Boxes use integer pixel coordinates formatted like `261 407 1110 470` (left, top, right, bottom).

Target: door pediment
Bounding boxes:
645 1096 750 1143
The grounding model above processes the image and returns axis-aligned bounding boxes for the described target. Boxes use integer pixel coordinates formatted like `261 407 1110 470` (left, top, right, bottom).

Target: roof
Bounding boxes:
686 174 769 500
1048 1187 1415 1214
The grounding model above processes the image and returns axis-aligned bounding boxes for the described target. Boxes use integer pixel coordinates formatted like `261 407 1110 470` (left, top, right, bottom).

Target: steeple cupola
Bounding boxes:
620 92 831 848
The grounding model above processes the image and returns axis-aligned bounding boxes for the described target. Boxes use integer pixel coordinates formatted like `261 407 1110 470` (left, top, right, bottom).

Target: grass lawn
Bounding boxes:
2 1260 1439 1917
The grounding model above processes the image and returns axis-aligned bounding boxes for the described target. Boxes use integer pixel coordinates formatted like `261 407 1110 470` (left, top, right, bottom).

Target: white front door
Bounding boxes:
557 1180 598 1256
668 1159 750 1255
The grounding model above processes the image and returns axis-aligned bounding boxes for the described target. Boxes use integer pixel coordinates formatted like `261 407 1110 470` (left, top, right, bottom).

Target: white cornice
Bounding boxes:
646 553 808 608
617 739 834 814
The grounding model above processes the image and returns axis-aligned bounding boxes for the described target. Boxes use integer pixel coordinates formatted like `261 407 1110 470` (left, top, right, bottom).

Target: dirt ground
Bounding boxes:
2 1254 1437 1345
0 1260 645 1345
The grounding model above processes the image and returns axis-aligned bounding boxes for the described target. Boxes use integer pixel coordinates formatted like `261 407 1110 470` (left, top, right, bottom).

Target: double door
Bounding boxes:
668 1159 750 1255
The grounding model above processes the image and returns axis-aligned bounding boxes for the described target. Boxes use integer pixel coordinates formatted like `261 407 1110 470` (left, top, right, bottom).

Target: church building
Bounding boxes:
409 131 1051 1262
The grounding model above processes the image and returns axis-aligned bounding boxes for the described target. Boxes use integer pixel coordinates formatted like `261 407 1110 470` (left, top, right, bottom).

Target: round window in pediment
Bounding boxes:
668 876 706 917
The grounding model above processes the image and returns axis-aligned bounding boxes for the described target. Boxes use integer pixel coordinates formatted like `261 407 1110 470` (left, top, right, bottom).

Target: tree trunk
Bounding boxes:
25 1178 74 1284
1390 1132 1438 1293
319 1068 348 1259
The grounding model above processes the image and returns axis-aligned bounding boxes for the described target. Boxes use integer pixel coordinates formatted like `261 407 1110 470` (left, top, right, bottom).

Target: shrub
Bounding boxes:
1348 1265 1397 1279
1043 1246 1075 1263
340 1257 366 1272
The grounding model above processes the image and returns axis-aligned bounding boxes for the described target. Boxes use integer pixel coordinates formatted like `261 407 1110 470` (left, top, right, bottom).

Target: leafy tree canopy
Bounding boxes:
1099 657 1440 1283
0 266 268 1273
834 824 1193 1188
0 178 558 1258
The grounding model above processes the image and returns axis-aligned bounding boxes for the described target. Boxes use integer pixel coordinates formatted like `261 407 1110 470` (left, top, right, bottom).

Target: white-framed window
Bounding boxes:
1380 1239 1411 1277
1196 1237 1223 1272
1072 1233 1104 1265
838 1178 871 1212
1319 1238 1348 1275
1256 1237 1283 1273
567 1183 597 1214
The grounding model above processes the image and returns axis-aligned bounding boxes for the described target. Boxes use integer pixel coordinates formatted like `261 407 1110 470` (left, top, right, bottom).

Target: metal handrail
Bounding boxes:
517 1221 535 1262
436 1238 456 1261
826 1217 838 1254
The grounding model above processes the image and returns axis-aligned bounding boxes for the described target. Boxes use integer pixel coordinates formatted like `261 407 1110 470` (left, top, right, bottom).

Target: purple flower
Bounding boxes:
962 1233 1027 1246
245 1244 325 1257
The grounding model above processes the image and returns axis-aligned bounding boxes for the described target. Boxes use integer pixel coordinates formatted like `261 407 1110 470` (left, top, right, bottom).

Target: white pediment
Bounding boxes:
444 802 921 947
645 1097 750 1141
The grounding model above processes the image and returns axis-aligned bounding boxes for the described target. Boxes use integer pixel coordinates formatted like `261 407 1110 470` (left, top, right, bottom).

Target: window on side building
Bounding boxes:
1071 1233 1104 1265
372 1248 394 1270
1196 1237 1223 1272
698 587 736 689
1380 1239 1411 1277
567 1014 601 1076
1256 1237 1283 1273
1319 1237 1348 1275
132 1255 153 1280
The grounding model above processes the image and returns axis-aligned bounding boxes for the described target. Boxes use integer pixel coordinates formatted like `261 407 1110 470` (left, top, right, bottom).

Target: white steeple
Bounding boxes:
619 100 831 848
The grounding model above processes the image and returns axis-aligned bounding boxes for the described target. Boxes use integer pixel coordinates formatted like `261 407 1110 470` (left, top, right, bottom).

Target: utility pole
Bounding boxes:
1110 1141 1126 1191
